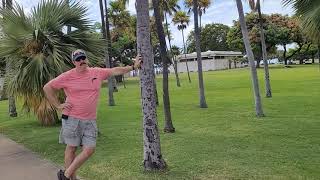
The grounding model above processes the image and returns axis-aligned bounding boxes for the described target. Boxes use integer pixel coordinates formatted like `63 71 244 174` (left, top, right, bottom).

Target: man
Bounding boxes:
43 49 142 180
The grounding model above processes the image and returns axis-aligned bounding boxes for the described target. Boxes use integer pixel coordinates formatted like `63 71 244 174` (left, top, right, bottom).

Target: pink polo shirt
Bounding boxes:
48 67 112 120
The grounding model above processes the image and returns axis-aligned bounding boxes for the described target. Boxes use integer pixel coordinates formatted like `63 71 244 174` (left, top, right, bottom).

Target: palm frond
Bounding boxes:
283 0 320 42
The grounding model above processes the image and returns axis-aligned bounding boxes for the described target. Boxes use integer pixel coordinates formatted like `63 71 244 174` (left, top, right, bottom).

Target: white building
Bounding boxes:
169 50 246 73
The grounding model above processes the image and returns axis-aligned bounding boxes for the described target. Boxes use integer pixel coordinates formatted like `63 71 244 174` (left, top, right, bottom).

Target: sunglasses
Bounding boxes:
74 56 86 62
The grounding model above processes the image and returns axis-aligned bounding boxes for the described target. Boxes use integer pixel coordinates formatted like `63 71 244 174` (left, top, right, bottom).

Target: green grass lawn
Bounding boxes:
1 65 320 179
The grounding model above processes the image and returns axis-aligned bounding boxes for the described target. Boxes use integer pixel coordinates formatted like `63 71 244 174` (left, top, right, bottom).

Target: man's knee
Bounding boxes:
83 147 95 157
65 145 77 155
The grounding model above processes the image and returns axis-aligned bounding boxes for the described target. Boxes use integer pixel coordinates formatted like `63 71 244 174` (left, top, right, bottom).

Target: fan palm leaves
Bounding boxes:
283 0 320 42
0 0 105 126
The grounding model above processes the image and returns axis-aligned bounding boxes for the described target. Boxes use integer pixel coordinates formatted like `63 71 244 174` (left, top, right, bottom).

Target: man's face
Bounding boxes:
73 56 88 70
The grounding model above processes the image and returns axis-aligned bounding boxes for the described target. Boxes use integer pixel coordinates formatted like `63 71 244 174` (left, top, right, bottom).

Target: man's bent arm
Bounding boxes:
43 84 61 108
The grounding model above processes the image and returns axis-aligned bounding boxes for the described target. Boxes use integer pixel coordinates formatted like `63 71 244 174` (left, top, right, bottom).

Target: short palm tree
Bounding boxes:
0 0 105 126
172 11 191 83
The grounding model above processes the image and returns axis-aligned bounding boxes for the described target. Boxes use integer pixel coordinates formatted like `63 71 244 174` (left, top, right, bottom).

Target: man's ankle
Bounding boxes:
64 170 71 179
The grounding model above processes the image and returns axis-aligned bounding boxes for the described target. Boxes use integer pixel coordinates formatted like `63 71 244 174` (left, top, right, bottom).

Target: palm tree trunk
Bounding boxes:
182 29 191 83
99 0 115 106
165 13 180 87
4 0 17 117
193 0 208 108
152 0 175 133
136 0 167 171
8 95 17 117
105 0 118 93
150 33 159 106
257 1 272 98
236 0 264 117
283 44 287 65
199 13 202 33
173 55 180 86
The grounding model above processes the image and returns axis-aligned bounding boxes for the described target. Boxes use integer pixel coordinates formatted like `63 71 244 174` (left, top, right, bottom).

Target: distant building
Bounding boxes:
169 50 246 73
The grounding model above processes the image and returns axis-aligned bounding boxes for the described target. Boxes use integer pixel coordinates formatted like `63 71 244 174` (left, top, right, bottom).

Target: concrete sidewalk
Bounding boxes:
0 134 61 180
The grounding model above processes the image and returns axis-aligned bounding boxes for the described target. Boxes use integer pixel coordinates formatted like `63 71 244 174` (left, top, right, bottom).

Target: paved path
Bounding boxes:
0 134 61 180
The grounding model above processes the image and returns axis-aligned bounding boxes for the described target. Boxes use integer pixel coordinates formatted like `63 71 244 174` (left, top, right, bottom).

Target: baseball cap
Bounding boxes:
72 49 87 61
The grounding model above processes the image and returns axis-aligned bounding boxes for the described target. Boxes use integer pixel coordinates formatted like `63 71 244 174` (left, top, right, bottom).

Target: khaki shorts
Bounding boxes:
59 116 98 147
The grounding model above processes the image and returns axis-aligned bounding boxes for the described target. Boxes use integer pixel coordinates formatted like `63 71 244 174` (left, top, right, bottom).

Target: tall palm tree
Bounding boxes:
152 0 175 133
2 0 17 117
235 0 264 117
159 0 181 87
185 0 211 31
249 0 272 98
99 0 115 106
136 0 167 170
0 0 105 125
172 11 191 83
193 0 208 108
283 0 320 65
150 0 181 87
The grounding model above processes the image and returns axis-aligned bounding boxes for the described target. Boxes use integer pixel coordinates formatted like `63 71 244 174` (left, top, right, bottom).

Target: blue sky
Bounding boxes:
15 0 293 49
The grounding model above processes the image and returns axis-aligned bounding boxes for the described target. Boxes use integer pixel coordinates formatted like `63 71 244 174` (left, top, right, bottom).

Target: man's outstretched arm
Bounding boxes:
110 55 142 76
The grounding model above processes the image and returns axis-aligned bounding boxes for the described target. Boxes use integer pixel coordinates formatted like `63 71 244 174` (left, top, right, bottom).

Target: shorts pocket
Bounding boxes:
62 119 79 138
88 121 98 138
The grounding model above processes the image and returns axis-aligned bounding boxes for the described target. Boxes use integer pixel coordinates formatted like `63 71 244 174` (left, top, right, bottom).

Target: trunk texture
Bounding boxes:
193 0 208 108
99 0 115 106
105 0 118 93
182 29 191 83
153 0 175 133
283 44 287 65
8 95 17 117
136 0 167 170
6 61 17 117
236 0 264 117
257 1 272 98
165 14 180 87
173 56 180 86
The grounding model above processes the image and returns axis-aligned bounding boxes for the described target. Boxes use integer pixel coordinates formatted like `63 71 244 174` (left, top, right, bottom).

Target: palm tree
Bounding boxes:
150 0 181 87
283 0 320 67
2 0 17 117
172 11 191 83
185 0 211 31
170 45 181 86
249 0 272 98
152 0 175 133
235 0 264 117
99 0 115 106
0 0 105 125
136 0 167 170
193 0 208 108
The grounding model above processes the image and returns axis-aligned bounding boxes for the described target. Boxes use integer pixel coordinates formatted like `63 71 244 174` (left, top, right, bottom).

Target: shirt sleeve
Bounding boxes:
94 67 113 80
47 72 69 89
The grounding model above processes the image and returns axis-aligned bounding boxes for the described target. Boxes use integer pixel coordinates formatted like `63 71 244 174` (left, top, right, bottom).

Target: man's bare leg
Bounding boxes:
64 145 77 180
64 146 95 179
